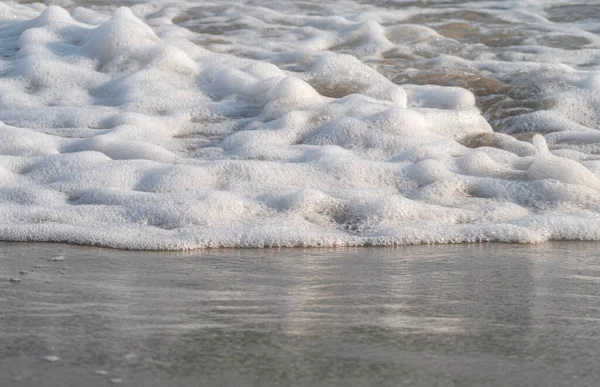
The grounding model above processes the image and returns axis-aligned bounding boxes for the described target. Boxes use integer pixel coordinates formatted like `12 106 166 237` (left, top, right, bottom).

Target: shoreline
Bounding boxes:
0 238 587 252
2 241 600 386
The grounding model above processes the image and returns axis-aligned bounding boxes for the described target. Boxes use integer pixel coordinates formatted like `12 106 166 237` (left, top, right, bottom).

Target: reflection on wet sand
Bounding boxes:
1 243 600 386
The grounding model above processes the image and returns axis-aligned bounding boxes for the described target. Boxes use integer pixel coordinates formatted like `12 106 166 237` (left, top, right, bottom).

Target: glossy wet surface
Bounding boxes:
1 242 599 386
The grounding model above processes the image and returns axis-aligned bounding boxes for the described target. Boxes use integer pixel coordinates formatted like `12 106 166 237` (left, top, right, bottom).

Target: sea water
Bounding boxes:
1 0 600 249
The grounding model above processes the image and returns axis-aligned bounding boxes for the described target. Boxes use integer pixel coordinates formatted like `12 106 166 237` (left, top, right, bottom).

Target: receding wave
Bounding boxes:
1 1 600 249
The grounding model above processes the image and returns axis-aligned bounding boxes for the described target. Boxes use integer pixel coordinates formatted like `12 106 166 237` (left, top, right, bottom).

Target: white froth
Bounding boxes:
0 2 600 249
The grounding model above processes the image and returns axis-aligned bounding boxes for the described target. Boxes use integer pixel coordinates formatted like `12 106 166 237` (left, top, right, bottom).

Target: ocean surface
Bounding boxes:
2 1 600 249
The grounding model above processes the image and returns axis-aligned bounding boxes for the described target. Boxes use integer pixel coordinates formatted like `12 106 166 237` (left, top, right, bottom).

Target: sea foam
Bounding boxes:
1 2 600 249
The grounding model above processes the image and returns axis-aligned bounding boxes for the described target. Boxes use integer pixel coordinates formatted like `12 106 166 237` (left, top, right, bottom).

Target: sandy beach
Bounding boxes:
1 242 599 386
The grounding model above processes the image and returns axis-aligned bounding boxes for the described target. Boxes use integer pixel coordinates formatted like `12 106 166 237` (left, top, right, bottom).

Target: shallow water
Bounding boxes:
1 1 600 248
1 242 600 386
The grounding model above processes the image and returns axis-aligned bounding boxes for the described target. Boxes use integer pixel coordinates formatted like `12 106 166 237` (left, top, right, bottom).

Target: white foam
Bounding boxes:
527 135 600 191
0 2 599 249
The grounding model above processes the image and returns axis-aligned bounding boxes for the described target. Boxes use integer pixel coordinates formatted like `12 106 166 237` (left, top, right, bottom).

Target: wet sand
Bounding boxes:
1 242 599 386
